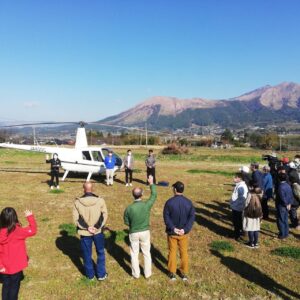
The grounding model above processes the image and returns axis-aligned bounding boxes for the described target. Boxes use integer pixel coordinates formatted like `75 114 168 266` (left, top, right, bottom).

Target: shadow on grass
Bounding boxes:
195 206 233 238
55 230 85 275
211 249 300 300
151 244 169 275
105 230 132 275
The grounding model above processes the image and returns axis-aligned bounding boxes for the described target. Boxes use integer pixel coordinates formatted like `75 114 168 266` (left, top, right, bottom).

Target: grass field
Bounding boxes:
0 147 299 300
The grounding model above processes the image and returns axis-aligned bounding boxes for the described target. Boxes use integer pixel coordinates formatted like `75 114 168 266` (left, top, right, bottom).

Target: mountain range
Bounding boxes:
101 82 300 130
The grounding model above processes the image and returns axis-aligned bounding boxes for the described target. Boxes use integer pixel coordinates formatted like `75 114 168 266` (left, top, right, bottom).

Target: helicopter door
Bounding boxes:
91 151 102 162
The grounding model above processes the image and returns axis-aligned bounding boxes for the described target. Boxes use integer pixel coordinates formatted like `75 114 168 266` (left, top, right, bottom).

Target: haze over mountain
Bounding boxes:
101 82 300 129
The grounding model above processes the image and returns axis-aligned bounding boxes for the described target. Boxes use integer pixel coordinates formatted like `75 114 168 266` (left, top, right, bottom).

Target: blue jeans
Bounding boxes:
80 233 106 279
276 205 289 238
248 231 259 245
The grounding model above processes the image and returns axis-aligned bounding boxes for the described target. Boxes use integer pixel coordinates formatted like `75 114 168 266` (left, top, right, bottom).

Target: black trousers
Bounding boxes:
261 197 270 219
289 205 299 228
2 271 23 300
125 168 133 183
232 210 243 239
50 171 59 186
146 167 156 184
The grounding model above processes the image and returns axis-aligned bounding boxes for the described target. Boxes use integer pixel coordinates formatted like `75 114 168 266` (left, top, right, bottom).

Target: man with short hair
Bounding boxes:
73 182 108 280
104 150 116 186
163 181 195 281
250 162 263 189
124 175 157 279
145 149 156 184
123 149 134 187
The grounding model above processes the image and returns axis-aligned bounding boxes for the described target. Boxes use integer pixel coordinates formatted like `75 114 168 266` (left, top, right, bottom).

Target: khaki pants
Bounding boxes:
106 169 114 185
167 234 189 274
129 230 152 278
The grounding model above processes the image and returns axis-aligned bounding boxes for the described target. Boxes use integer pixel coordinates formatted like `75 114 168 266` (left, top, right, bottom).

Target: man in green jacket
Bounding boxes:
124 175 157 279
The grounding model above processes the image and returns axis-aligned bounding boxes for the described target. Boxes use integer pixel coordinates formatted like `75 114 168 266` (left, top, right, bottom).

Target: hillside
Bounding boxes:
101 82 300 129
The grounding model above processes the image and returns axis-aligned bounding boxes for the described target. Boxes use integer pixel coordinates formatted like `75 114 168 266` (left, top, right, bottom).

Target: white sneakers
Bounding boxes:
50 185 60 189
126 183 129 187
126 183 133 187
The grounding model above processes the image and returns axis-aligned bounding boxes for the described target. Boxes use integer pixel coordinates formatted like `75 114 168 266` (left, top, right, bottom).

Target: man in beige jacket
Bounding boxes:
73 182 108 280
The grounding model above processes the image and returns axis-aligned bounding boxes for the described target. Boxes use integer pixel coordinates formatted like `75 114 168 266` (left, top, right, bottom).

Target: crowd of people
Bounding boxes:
231 154 300 248
0 149 299 299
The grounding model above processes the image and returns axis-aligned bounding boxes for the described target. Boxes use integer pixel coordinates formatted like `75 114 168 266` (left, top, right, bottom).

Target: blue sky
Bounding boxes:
0 0 300 122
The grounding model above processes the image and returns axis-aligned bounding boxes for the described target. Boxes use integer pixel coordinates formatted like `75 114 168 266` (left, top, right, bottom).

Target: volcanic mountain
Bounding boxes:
101 82 300 129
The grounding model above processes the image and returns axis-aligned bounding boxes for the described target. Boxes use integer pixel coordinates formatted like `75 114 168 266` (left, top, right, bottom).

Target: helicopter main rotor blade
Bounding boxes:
0 121 79 128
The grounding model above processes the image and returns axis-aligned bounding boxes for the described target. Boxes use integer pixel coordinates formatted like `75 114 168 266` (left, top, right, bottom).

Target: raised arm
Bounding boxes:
145 176 157 209
17 212 37 239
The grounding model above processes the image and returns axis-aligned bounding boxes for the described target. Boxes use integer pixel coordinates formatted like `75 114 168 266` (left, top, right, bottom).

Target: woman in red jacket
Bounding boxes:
0 208 37 300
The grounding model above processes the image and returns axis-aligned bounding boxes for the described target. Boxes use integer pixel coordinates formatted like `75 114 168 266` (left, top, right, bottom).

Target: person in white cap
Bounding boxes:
239 166 251 187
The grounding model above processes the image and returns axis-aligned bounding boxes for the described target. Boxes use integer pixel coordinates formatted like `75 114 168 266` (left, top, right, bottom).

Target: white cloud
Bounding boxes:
23 101 40 108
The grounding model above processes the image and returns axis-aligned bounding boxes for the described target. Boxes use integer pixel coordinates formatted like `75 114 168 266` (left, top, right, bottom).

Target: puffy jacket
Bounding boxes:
0 215 37 274
73 193 108 236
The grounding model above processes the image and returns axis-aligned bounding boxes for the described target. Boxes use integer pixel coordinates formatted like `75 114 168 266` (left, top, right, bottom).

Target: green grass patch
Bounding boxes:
210 240 234 252
49 189 64 194
133 168 142 173
114 230 128 243
3 160 17 164
271 247 300 260
41 217 50 222
187 169 235 177
59 223 77 236
79 276 97 286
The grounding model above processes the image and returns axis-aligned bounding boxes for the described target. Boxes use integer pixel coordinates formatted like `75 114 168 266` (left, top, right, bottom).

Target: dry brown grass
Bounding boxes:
0 147 299 299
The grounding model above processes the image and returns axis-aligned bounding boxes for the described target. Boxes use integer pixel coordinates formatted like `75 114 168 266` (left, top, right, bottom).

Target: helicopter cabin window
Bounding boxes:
82 151 92 161
92 151 102 162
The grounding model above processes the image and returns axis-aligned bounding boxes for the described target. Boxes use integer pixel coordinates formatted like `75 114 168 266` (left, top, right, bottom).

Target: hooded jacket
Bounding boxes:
73 193 108 236
0 215 37 274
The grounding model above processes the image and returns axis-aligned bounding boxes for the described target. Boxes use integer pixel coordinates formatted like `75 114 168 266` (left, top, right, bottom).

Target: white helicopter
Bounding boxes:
0 122 125 182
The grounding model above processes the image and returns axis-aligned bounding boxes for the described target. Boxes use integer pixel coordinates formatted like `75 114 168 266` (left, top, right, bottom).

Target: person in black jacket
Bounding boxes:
46 153 61 189
163 181 195 281
288 162 300 229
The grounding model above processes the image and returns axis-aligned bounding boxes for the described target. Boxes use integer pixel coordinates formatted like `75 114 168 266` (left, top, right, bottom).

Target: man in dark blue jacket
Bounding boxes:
276 173 294 239
163 181 195 281
250 162 264 189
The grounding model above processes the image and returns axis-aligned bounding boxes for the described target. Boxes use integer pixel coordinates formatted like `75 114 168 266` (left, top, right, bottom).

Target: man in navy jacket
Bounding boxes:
163 181 195 281
276 173 294 239
250 162 264 189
